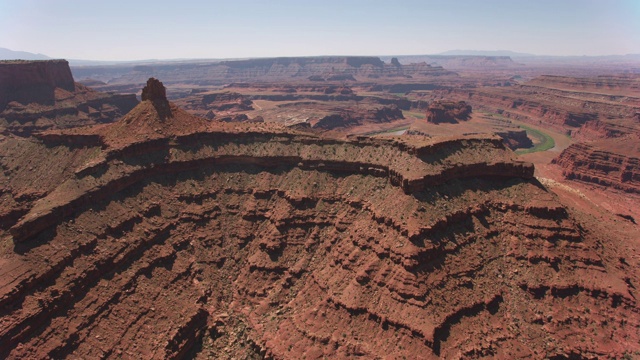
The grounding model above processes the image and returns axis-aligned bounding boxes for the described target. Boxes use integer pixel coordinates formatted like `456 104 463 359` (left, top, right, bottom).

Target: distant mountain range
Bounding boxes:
437 50 536 57
0 48 227 66
0 47 51 60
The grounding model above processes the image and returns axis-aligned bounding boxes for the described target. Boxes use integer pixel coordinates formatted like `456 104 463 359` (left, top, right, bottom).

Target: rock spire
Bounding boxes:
141 77 172 119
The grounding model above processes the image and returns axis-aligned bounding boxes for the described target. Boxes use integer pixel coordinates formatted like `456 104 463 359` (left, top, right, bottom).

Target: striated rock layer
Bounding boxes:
0 60 75 108
428 74 640 136
310 104 405 130
553 143 640 194
425 101 472 124
71 56 457 89
0 81 638 359
0 60 138 135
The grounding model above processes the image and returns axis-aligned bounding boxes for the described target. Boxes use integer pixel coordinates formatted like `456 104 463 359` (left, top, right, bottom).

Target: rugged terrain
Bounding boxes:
553 143 640 194
425 101 472 124
0 60 138 135
427 75 639 134
0 78 638 359
73 56 456 94
419 73 640 213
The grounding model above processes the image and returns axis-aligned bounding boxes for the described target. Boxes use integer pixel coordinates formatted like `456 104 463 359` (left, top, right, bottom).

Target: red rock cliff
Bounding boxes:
0 60 75 109
0 60 138 135
553 143 640 193
426 101 472 124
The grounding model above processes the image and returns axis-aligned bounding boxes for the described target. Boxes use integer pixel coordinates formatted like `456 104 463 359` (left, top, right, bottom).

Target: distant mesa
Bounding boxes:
0 59 138 135
323 85 354 95
436 49 536 57
326 74 356 82
307 75 325 82
310 105 404 131
71 56 456 86
381 55 519 70
77 78 107 87
0 59 75 108
425 100 472 124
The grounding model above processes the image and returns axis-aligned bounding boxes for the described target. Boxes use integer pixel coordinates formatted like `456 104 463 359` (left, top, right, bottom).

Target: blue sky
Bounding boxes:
1 0 639 60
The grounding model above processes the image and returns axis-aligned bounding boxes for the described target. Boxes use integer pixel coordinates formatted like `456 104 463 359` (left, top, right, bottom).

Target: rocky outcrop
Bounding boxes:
311 105 404 130
0 60 75 109
495 129 534 150
553 143 640 193
323 85 354 95
0 60 138 135
200 92 253 111
0 82 637 359
426 101 472 124
178 91 254 120
141 78 171 119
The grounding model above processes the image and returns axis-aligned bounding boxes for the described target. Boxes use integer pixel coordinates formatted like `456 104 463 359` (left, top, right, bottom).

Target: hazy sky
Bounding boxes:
1 0 639 61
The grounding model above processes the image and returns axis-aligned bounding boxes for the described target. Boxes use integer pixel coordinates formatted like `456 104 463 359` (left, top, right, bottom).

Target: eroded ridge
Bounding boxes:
554 143 640 194
0 84 637 359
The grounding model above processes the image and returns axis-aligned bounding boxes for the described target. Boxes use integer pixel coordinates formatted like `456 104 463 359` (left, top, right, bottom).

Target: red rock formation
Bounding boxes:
0 60 138 135
426 101 472 124
0 81 638 359
323 85 354 95
428 74 640 135
553 143 640 193
218 114 249 123
0 60 75 109
311 105 404 130
141 78 172 119
495 129 534 150
572 119 640 141
141 77 167 102
200 92 253 111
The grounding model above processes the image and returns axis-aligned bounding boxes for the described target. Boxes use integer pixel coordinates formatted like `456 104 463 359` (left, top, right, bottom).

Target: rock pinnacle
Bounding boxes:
141 78 172 119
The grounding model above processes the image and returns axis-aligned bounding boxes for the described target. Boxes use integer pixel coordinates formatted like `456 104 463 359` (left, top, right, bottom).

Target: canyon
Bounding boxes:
72 56 456 95
0 60 138 136
0 58 639 359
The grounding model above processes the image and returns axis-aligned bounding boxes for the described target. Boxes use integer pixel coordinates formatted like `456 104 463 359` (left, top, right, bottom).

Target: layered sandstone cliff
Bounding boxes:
0 60 75 108
311 105 405 130
0 79 638 359
0 60 138 135
553 143 640 194
429 74 640 136
382 55 520 70
425 101 472 124
71 56 457 88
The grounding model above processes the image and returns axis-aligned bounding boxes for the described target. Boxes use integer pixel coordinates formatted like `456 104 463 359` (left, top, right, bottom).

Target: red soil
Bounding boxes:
0 78 638 359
